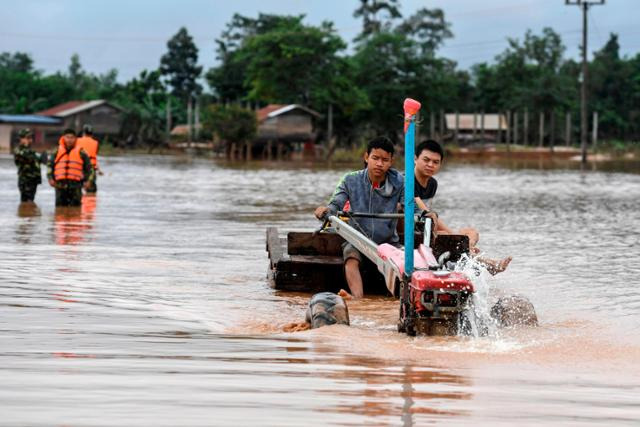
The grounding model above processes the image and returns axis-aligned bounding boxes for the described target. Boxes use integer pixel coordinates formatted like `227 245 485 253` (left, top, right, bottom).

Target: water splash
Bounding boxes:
454 253 500 338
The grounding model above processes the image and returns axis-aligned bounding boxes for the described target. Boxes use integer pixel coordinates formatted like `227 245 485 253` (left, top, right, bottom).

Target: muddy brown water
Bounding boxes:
1 154 639 426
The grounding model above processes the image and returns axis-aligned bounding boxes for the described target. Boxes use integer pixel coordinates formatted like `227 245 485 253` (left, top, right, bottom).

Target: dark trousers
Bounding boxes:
18 181 38 202
55 186 83 206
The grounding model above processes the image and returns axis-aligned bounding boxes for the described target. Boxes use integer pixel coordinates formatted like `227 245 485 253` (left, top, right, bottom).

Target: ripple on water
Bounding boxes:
1 155 639 425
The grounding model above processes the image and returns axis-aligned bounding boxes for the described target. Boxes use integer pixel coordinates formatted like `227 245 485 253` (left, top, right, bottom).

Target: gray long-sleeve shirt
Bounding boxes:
326 168 405 244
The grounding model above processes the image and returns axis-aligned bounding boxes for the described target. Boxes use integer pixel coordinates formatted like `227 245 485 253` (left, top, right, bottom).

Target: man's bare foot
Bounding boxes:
338 289 353 300
497 256 512 272
482 256 512 275
476 255 512 275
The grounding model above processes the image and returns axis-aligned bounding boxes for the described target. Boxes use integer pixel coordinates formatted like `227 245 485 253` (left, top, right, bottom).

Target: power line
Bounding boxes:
446 0 540 18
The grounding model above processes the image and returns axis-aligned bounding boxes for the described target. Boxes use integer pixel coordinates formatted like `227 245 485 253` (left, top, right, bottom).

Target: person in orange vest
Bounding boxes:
47 129 94 206
76 124 101 193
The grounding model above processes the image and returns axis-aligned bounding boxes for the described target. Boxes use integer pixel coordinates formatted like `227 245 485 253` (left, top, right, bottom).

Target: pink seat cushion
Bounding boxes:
377 243 438 275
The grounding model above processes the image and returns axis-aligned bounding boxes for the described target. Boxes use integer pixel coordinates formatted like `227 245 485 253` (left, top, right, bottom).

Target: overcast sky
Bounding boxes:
2 0 637 83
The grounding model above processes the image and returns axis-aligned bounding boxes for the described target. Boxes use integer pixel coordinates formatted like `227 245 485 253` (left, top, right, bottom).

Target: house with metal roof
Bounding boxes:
444 113 508 142
36 99 124 142
0 114 62 151
247 104 321 159
0 99 126 151
256 104 321 143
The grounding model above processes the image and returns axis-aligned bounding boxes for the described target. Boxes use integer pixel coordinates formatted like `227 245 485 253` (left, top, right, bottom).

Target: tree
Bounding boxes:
471 28 575 113
0 52 33 73
352 19 465 141
396 8 453 54
160 27 203 102
117 69 170 149
124 69 166 105
0 52 75 114
202 104 256 145
207 14 369 146
243 21 346 104
353 0 402 40
352 32 422 140
119 97 167 150
589 33 636 140
206 13 306 102
67 53 86 93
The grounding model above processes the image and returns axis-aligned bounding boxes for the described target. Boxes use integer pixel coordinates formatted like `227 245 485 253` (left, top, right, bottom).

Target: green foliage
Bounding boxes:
206 14 308 102
351 30 463 142
160 27 203 102
115 70 169 148
202 104 257 144
68 53 84 91
395 7 453 54
0 54 76 113
242 21 345 104
118 97 166 149
206 14 369 145
0 52 34 73
471 28 576 113
353 0 402 40
589 34 640 140
348 6 459 142
1 9 640 150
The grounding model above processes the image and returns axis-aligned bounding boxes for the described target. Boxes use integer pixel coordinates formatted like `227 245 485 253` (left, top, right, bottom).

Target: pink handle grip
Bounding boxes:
403 98 422 116
403 98 422 132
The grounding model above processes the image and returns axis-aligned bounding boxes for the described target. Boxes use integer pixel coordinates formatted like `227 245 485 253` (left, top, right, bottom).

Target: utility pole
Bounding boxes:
165 97 172 144
326 103 333 160
187 96 193 146
565 0 605 167
194 97 200 142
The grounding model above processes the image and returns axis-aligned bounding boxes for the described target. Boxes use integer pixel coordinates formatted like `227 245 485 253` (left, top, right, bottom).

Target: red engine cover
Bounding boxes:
410 270 474 292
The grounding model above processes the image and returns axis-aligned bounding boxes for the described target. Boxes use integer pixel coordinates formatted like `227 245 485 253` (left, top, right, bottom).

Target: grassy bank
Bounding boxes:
328 141 638 164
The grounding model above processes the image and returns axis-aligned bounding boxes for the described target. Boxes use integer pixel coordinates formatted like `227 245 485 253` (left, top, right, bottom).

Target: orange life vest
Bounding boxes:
54 145 85 181
77 136 99 168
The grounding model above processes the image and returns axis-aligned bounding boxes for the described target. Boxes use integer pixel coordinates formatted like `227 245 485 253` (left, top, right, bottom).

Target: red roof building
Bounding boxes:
34 99 125 146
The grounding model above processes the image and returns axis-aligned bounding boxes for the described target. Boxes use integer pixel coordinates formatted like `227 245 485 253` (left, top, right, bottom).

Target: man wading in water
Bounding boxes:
13 128 46 203
47 129 94 207
413 139 511 274
314 136 404 298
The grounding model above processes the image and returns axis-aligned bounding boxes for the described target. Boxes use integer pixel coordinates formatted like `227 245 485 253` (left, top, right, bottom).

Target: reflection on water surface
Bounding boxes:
1 154 639 426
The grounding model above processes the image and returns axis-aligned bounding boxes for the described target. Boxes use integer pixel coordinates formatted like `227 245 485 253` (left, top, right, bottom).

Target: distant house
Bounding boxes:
170 123 203 138
251 104 322 159
169 124 211 149
445 113 507 141
0 114 62 151
36 99 125 145
255 104 321 143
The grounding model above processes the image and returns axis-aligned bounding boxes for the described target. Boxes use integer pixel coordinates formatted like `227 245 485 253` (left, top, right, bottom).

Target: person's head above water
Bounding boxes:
62 128 77 151
415 139 443 179
364 136 394 184
18 128 33 146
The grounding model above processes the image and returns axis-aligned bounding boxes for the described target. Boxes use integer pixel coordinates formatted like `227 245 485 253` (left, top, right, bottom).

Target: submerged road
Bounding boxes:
1 154 639 426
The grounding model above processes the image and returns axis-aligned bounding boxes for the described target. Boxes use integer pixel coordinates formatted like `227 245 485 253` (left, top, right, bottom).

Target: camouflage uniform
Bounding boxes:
85 167 98 193
47 146 94 207
14 144 45 202
78 129 100 193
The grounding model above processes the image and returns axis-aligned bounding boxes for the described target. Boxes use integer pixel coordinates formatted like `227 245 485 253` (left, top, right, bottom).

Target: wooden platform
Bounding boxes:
266 227 469 295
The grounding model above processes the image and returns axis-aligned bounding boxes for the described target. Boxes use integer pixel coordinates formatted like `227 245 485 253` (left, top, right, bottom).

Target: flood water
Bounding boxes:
1 154 639 426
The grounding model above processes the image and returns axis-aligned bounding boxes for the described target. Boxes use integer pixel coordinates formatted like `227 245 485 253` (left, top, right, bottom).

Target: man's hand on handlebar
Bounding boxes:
420 209 438 222
314 206 329 220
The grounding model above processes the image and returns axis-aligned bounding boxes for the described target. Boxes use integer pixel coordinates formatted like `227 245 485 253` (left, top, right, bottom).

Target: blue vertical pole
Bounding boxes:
404 119 415 276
